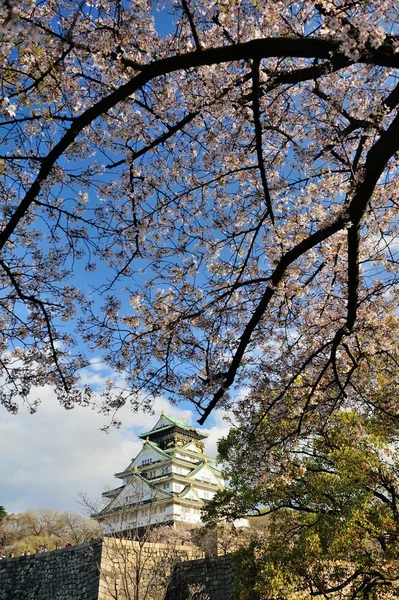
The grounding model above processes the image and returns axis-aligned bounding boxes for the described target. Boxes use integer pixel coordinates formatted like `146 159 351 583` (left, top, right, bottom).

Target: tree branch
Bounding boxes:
252 59 274 224
181 0 203 52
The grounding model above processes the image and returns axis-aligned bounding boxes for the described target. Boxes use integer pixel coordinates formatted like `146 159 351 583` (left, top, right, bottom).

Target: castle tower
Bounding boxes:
93 413 225 535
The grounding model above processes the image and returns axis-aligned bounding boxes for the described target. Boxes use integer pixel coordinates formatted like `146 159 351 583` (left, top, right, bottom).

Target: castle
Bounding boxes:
94 412 226 534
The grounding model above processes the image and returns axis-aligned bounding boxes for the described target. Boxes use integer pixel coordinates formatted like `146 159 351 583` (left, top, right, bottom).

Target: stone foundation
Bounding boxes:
165 555 234 600
99 538 203 600
0 540 102 600
0 538 234 599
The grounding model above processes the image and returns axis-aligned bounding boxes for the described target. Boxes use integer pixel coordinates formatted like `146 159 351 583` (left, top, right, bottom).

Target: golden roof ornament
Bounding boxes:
146 436 149 442
161 409 164 415
133 466 138 473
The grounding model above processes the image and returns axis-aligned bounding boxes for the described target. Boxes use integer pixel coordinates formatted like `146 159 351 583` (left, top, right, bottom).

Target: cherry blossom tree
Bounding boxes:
1 0 399 437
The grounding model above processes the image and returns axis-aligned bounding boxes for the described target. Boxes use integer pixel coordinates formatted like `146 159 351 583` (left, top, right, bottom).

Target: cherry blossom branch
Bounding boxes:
1 35 397 253
346 224 360 333
6 47 73 100
181 0 203 52
3 25 399 419
104 110 199 169
252 59 275 224
0 258 70 391
198 216 347 424
19 16 145 72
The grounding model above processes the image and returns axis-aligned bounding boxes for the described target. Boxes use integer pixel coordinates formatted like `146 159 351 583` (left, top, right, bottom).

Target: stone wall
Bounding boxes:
0 538 233 600
0 539 102 600
165 554 234 600
0 538 204 600
99 538 203 600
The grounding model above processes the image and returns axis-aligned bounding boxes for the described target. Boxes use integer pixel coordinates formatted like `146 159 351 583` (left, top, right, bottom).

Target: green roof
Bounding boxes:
95 472 174 516
177 485 202 501
186 461 206 478
138 424 175 438
132 472 173 498
179 442 215 461
163 414 193 429
186 461 223 481
209 465 223 475
102 484 125 497
145 440 171 457
114 441 170 477
139 413 208 439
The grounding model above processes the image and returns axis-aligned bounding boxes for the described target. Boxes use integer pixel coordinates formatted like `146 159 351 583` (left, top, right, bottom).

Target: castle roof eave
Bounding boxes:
114 440 171 477
94 473 174 518
186 461 206 478
102 484 125 497
185 461 224 486
209 465 223 475
172 444 216 462
145 439 172 457
138 414 208 439
93 494 207 520
93 491 176 519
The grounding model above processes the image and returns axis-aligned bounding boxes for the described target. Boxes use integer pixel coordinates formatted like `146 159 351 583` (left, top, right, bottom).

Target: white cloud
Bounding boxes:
0 370 229 515
0 386 138 514
202 410 231 461
88 357 109 372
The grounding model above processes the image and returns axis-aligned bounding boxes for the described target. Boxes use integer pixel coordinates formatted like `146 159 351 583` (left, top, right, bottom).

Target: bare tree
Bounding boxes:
79 485 201 600
0 508 100 555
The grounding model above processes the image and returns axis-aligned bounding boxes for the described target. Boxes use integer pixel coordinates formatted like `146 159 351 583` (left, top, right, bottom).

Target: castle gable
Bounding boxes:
178 486 202 502
138 413 207 443
188 463 220 486
103 474 171 513
151 415 173 431
182 441 203 454
117 443 169 478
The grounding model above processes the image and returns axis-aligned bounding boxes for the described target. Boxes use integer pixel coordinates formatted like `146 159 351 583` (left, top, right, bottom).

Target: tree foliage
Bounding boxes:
0 1 399 429
207 410 399 599
0 508 101 554
0 506 6 522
